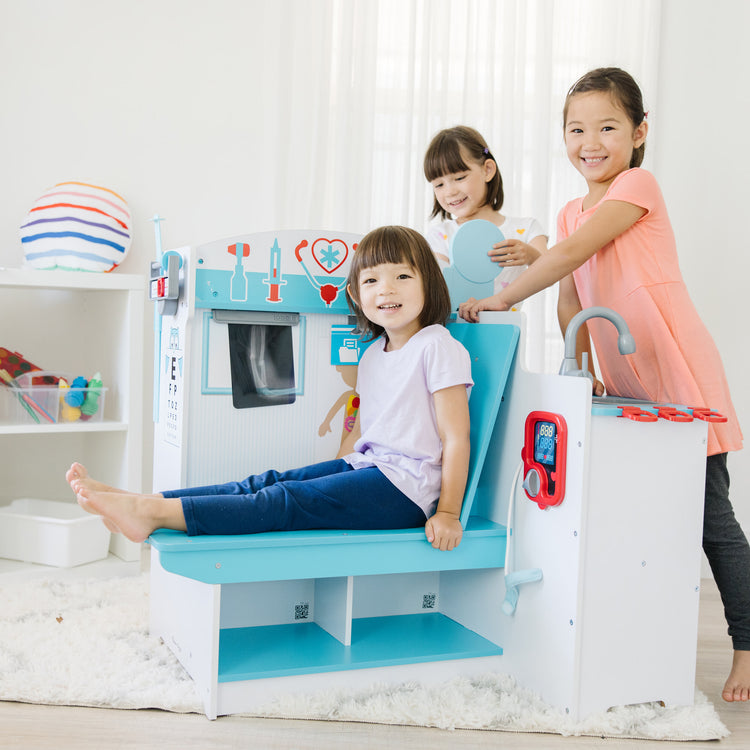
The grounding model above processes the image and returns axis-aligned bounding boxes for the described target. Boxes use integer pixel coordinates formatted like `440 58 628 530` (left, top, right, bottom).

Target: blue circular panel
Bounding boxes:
450 220 505 283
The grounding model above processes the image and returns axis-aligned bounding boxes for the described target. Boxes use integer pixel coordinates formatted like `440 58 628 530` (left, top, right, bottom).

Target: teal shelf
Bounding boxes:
218 613 502 682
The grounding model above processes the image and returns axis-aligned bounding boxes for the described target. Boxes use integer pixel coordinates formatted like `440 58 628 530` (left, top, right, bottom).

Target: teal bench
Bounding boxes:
148 322 519 718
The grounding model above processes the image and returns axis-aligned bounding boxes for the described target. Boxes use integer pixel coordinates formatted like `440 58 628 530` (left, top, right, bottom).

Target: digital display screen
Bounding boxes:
534 421 556 466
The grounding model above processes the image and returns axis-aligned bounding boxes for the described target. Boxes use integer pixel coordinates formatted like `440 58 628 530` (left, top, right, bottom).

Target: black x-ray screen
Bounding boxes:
228 323 296 409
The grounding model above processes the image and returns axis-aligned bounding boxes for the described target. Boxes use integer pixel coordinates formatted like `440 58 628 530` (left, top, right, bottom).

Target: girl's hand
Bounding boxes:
489 239 540 267
458 295 510 322
425 511 463 551
592 377 605 397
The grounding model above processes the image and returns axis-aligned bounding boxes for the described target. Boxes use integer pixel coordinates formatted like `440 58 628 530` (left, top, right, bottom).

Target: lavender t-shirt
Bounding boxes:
343 324 473 516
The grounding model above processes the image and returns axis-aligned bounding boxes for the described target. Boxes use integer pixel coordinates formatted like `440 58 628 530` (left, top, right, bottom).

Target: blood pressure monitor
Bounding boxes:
521 411 567 509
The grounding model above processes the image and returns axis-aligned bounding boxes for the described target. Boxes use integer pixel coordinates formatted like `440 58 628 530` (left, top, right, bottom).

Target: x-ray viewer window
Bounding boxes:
228 323 296 408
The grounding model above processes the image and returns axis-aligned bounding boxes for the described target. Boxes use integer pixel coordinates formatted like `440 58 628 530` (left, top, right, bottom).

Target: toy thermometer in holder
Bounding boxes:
149 251 182 316
521 411 567 509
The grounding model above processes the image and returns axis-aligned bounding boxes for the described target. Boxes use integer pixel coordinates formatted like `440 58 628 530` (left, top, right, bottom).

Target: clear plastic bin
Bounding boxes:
0 370 107 425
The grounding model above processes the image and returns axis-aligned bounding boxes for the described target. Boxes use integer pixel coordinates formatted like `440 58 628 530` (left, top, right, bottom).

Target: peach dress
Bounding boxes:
558 168 742 456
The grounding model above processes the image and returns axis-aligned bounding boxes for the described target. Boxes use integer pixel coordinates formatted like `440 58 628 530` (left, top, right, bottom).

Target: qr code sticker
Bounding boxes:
422 593 437 609
294 602 310 620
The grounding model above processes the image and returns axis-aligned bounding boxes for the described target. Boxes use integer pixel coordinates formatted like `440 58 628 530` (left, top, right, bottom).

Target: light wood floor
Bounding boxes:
1 575 748 749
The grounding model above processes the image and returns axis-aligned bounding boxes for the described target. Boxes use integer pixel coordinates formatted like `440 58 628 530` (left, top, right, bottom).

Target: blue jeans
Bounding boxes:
164 459 428 537
703 453 750 650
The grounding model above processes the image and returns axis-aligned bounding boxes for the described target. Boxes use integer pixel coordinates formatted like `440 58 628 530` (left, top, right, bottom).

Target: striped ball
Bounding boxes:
19 181 132 272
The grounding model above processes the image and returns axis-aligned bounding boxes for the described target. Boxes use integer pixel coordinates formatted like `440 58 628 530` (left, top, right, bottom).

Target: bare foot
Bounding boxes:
723 650 750 702
75 486 184 543
101 517 121 534
75 488 158 543
66 462 124 495
66 461 90 485
66 466 122 533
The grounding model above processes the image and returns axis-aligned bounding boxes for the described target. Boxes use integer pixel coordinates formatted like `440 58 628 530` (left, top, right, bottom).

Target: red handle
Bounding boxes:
657 407 693 423
692 408 728 423
620 406 658 422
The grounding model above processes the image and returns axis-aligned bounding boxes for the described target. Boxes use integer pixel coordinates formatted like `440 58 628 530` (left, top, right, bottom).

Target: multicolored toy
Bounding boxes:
58 378 81 422
19 181 132 272
0 352 105 424
59 372 104 422
0 348 42 380
80 372 103 421
65 376 88 407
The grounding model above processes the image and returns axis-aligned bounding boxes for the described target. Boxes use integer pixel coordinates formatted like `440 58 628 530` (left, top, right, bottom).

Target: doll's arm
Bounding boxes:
336 410 361 459
318 392 349 436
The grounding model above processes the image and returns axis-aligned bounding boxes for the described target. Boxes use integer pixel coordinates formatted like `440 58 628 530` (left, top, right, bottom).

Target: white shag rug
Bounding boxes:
0 573 729 741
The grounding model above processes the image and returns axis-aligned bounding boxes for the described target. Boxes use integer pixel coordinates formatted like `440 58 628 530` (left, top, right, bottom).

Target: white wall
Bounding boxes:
654 0 750 543
0 1 342 492
1 0 746 544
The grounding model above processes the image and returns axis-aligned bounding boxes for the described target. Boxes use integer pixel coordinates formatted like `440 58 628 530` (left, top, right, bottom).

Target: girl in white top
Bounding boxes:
424 126 548 296
66 226 473 551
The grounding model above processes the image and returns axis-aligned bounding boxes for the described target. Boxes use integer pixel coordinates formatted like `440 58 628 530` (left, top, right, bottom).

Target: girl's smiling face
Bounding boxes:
564 91 648 195
430 147 497 224
357 262 425 349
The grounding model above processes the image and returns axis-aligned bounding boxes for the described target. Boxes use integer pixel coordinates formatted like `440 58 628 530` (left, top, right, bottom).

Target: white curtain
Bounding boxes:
263 0 662 372
0 1 661 371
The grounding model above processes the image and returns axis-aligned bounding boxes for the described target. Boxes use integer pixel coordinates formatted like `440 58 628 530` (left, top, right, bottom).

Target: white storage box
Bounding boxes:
0 498 111 567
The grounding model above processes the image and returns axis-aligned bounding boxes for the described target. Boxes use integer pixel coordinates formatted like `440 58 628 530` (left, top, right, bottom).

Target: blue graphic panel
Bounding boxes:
195 269 350 315
193 230 361 316
330 325 375 366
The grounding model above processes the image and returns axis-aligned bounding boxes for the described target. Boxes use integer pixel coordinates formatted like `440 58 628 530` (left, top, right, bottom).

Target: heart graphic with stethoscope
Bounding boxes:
295 238 357 306
311 238 349 274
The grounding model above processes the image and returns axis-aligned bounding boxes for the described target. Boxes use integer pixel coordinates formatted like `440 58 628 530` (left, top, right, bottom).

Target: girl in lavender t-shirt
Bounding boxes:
67 226 473 552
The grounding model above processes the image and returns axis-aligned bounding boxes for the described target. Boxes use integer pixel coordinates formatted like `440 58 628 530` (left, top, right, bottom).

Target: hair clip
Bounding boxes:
483 147 489 155
643 111 649 120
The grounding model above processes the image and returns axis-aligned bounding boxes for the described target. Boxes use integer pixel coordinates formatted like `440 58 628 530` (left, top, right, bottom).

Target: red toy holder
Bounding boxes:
616 404 727 424
656 407 693 422
691 407 727 423
619 406 658 422
521 411 568 510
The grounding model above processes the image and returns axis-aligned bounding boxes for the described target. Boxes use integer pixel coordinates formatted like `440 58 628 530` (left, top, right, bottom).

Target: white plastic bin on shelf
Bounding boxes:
0 499 111 567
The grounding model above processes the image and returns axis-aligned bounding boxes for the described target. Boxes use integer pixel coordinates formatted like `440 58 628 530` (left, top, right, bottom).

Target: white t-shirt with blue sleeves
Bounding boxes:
343 324 473 517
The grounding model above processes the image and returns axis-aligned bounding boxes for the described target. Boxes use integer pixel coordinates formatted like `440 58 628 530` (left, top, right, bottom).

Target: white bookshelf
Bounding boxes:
0 268 145 561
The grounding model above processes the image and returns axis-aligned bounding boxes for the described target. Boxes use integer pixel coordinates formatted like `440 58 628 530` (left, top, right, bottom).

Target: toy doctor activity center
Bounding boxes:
147 222 720 721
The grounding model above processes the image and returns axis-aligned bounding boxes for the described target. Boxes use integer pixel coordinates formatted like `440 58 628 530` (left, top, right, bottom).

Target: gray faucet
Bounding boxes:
559 306 636 381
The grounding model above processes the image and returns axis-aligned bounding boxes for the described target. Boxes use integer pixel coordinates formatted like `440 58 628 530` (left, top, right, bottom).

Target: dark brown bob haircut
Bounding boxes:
423 125 504 220
346 225 452 342
564 67 647 169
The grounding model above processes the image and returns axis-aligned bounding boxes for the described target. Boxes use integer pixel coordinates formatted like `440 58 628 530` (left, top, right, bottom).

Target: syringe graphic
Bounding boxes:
264 238 287 302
